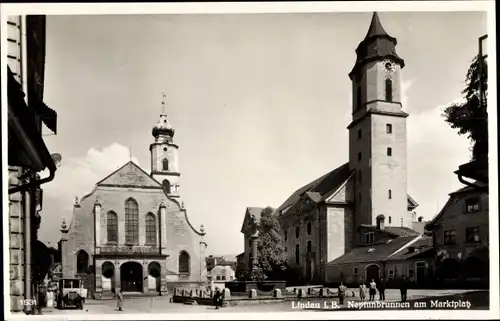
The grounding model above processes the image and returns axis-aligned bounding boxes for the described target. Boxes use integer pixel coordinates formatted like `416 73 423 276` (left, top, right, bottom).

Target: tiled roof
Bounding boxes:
327 236 417 265
276 163 352 214
359 224 420 237
387 236 433 261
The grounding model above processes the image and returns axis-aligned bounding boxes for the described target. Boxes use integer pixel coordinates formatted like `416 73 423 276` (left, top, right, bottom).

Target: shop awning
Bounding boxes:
7 66 56 173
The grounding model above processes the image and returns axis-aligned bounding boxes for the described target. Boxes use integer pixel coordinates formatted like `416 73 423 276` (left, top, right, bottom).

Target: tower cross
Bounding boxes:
161 93 167 114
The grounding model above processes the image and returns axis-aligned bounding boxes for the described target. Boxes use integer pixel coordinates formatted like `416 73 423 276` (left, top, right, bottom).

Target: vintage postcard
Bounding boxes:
1 1 498 320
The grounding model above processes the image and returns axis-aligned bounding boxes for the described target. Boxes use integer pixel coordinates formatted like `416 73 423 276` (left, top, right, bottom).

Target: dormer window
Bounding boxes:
365 232 374 245
465 197 480 213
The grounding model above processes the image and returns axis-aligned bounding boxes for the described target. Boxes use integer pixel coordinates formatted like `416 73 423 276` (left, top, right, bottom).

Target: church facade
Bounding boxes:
60 99 207 298
241 13 433 286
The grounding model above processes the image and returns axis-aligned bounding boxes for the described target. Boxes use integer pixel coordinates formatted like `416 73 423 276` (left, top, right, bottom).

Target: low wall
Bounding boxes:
224 281 287 293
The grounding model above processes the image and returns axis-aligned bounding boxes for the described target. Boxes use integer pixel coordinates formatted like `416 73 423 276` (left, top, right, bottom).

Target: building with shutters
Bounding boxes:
60 98 208 298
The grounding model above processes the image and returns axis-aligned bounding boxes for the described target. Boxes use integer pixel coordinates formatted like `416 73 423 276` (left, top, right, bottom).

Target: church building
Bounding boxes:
240 12 434 286
60 97 207 298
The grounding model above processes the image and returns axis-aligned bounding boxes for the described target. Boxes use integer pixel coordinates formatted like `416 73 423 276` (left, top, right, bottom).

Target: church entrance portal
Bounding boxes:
120 262 143 292
366 264 380 282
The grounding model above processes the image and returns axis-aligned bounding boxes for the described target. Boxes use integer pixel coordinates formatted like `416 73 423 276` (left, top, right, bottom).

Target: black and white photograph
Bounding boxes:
2 1 497 320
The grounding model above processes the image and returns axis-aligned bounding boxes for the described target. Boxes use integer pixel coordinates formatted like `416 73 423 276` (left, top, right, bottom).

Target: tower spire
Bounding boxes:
365 12 390 39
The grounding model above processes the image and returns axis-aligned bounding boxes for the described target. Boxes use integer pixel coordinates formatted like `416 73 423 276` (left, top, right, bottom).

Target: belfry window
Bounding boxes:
162 179 171 194
385 78 393 102
162 158 169 171
387 147 392 156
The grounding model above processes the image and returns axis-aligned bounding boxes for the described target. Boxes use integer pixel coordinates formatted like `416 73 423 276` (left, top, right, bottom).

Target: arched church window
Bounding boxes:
385 78 393 102
307 221 312 235
307 240 312 253
146 213 157 245
284 230 288 241
357 86 362 110
107 211 118 243
295 226 300 239
179 251 190 275
162 180 171 194
162 158 169 171
76 250 89 274
125 198 139 245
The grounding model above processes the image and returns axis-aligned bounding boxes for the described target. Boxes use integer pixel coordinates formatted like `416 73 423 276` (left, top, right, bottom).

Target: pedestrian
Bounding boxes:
213 287 221 309
369 279 377 301
358 281 366 302
338 282 347 305
378 277 386 301
400 277 408 302
116 289 124 311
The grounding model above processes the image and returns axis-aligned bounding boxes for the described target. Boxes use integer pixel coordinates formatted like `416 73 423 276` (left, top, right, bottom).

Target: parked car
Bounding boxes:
56 278 87 310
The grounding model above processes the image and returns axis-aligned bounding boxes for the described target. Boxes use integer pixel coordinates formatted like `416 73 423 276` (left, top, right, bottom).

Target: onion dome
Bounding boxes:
152 114 175 138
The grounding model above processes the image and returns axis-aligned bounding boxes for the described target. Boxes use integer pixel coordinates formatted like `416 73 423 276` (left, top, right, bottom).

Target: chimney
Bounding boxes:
418 216 423 223
376 214 385 230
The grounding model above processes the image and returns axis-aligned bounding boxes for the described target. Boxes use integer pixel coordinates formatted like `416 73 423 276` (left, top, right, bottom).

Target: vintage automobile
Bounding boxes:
56 278 87 310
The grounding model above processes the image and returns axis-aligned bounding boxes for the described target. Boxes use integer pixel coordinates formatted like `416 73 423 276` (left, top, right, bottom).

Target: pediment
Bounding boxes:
97 161 161 189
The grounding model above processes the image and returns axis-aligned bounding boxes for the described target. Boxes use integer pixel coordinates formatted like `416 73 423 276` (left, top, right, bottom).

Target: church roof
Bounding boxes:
276 163 352 215
359 224 421 238
95 161 162 189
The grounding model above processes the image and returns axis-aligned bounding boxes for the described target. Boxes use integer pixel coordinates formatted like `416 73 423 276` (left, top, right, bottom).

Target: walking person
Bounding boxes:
116 289 124 311
358 281 367 302
213 287 221 310
378 277 387 301
338 282 347 305
369 279 377 301
400 277 408 303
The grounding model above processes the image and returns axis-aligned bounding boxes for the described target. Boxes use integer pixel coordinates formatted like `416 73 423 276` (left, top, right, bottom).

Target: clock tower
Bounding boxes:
347 12 410 228
150 94 181 198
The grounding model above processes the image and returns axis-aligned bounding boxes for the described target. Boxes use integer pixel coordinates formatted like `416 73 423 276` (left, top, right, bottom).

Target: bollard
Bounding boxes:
223 288 231 306
293 287 297 294
190 289 196 297
307 288 314 295
249 289 258 298
298 288 306 299
320 288 327 297
273 289 283 298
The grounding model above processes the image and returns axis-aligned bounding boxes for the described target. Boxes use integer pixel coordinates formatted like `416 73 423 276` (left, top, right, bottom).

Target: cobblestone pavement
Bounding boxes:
41 289 486 315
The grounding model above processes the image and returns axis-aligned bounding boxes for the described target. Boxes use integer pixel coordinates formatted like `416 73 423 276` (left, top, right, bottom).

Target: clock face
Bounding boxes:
382 60 396 73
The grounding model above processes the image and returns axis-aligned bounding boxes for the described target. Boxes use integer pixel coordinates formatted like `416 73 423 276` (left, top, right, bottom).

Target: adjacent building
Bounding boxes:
206 256 236 285
60 99 208 298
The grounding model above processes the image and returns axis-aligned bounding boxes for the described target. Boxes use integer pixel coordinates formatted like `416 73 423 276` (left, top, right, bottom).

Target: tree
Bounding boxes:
442 54 488 160
246 207 288 281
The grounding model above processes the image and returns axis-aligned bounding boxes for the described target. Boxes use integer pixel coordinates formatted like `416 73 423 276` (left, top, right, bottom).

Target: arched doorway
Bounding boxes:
441 258 459 281
365 264 380 282
120 262 143 292
76 250 89 274
148 262 162 292
102 262 115 292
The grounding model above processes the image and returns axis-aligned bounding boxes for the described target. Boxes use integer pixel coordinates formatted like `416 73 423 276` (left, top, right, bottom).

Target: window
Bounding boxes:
162 179 171 194
385 78 393 102
307 241 312 253
221 275 226 281
285 247 288 253
145 213 157 245
388 270 395 279
465 197 480 213
388 189 392 199
444 230 456 245
216 275 221 281
162 158 169 171
365 232 374 245
353 267 358 275
295 245 300 264
76 250 89 274
359 170 362 183
358 152 362 162
106 211 118 243
230 276 234 280
359 193 362 204
388 216 392 224
307 221 312 235
386 124 392 134
179 251 190 275
466 226 481 243
284 230 288 241
387 147 392 156
357 87 362 110
357 129 362 139
408 269 414 278
295 226 300 239
125 198 139 245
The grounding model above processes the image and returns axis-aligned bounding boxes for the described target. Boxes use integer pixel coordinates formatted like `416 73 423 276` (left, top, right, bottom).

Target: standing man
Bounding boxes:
116 289 124 311
400 277 408 302
338 282 347 305
213 287 221 309
378 277 387 301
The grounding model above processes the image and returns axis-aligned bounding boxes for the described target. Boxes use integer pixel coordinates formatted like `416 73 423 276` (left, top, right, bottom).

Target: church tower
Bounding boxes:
348 12 410 228
150 94 180 198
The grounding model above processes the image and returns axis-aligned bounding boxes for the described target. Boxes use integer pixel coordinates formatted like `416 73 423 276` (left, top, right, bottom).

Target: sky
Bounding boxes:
38 11 487 255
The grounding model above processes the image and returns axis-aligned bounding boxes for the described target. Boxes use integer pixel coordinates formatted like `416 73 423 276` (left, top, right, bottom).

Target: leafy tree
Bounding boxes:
442 54 488 160
245 206 288 281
